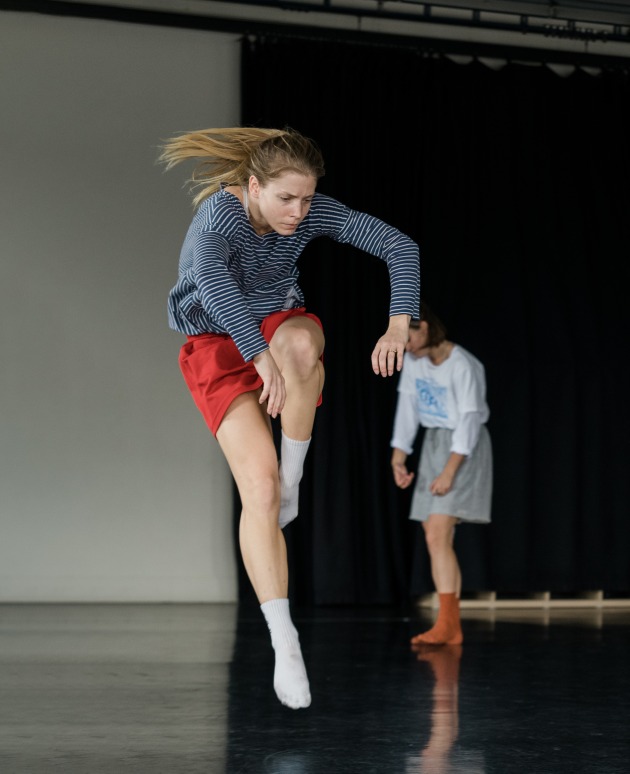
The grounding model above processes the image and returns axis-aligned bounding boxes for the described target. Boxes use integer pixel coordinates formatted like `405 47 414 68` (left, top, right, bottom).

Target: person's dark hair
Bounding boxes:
410 301 447 347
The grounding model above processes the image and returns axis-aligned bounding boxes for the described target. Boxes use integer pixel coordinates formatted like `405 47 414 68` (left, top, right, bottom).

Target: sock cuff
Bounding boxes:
280 433 311 488
261 598 299 648
281 431 311 449
261 598 289 615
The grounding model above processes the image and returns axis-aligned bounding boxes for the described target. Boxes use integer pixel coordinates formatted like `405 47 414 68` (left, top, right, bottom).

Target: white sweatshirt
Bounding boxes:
390 344 489 456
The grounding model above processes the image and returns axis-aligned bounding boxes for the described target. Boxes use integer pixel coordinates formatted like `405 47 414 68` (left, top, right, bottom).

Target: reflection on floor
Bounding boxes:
1 602 629 773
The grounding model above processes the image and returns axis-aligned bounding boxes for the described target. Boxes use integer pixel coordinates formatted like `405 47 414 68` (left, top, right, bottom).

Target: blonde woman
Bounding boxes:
160 127 420 708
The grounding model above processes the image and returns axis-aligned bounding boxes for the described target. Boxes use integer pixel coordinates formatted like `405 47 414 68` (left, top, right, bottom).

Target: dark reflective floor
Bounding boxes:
1 602 629 773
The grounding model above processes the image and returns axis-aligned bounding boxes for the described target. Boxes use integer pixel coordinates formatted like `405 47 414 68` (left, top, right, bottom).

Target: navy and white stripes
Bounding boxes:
168 189 420 362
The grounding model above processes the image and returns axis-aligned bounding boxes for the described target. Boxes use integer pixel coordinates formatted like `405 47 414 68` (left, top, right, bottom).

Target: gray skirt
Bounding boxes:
409 426 493 524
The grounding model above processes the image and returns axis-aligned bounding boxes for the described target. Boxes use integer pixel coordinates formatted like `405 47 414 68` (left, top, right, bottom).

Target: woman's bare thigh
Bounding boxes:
215 390 277 491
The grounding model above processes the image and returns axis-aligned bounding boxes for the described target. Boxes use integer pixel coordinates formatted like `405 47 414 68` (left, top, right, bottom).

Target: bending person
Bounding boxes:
159 127 420 708
390 301 492 646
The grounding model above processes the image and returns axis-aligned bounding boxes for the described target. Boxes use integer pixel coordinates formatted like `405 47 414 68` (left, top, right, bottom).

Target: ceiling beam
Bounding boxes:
3 0 630 64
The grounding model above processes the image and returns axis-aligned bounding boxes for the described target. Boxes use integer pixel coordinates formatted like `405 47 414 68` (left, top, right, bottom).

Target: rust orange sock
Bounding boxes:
410 593 463 646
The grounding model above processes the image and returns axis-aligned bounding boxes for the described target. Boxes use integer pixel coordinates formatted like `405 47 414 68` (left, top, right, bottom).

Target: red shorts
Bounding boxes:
178 307 324 436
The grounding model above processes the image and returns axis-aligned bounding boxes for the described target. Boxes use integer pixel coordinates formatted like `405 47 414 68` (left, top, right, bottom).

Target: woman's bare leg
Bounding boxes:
270 316 325 440
216 392 310 708
270 317 325 527
411 514 463 645
423 514 461 596
217 392 285 599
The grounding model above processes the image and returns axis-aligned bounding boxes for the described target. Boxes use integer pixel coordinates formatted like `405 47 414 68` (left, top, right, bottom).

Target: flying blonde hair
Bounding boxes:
158 126 326 208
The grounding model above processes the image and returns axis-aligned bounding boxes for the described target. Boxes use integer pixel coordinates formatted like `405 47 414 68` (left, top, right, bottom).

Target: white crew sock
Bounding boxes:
278 432 311 529
261 598 311 709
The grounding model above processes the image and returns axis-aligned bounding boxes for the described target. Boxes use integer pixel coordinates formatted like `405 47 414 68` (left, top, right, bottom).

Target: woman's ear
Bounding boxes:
249 175 260 197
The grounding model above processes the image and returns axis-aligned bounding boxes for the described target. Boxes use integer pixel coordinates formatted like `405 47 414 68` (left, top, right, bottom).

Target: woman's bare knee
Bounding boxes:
423 516 455 553
239 472 280 517
216 392 280 518
271 320 324 378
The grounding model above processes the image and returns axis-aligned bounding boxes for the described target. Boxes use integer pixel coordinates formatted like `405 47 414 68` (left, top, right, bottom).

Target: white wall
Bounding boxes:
0 11 240 601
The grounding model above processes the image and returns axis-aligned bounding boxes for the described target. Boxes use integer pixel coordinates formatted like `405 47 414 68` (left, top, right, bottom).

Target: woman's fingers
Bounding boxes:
372 338 406 376
263 374 286 417
253 349 286 417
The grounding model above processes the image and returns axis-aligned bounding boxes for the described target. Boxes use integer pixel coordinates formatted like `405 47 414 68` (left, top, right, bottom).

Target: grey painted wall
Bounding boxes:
0 11 239 601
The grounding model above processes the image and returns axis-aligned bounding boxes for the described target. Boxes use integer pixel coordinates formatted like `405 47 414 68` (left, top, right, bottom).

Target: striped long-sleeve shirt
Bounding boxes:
168 188 420 362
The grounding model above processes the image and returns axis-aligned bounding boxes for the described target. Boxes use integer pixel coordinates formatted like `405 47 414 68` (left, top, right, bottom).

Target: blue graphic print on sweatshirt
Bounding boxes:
415 377 448 420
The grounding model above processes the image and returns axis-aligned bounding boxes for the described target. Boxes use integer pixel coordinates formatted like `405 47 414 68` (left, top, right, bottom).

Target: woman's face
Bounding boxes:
406 321 431 358
250 172 317 236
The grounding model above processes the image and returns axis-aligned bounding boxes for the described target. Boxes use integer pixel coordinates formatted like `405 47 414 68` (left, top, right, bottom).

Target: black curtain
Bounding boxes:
233 35 630 605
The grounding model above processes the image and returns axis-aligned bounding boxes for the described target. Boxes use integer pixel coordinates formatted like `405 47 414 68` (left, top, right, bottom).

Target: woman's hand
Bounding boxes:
430 453 465 495
392 461 415 489
253 348 286 417
429 471 454 496
391 449 414 489
371 314 410 377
